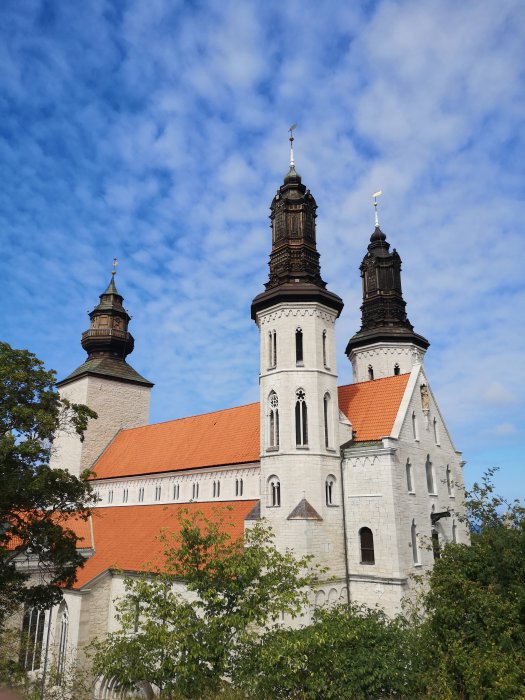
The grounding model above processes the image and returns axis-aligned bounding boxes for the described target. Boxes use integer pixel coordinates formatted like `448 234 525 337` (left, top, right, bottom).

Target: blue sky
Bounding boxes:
1 0 524 501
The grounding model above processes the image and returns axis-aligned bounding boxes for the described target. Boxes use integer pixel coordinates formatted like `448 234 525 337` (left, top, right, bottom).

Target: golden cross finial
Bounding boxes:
372 190 382 228
112 258 118 277
289 123 297 168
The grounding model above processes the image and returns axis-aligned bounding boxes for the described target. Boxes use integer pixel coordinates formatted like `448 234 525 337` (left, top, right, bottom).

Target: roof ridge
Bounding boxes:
338 373 410 390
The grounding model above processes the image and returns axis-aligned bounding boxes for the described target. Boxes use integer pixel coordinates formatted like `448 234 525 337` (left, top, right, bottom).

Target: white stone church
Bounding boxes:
19 145 467 693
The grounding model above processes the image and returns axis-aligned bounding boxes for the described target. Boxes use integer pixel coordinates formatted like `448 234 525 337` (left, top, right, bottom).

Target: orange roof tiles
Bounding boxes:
93 402 260 479
338 373 410 442
72 501 257 589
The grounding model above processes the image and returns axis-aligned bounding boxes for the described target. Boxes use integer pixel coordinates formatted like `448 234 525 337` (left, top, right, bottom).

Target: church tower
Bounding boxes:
251 131 346 579
345 197 429 382
50 267 153 477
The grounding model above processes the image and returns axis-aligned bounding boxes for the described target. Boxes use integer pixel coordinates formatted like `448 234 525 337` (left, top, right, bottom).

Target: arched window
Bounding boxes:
359 527 375 564
155 485 161 501
432 528 440 560
295 327 304 364
411 520 420 564
295 389 308 446
108 489 114 504
122 488 128 503
322 330 328 367
19 607 46 671
268 391 280 448
394 363 400 376
268 330 277 368
446 466 453 496
452 519 457 543
406 459 413 492
268 476 281 507
323 392 331 448
325 475 336 505
425 455 435 493
138 486 144 502
213 480 221 498
57 603 69 677
433 417 440 445
192 483 199 500
239 478 243 496
173 484 179 500
411 411 418 440
368 365 374 381
235 478 244 497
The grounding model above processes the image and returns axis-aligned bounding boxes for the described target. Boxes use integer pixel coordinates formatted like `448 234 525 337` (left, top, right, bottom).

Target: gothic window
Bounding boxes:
368 365 374 380
452 519 457 543
411 520 420 564
57 603 69 678
268 476 281 507
433 417 440 445
322 330 328 367
268 331 277 368
108 490 113 504
155 485 161 501
412 411 419 440
323 393 331 448
446 466 453 496
295 389 308 446
122 488 128 503
325 475 336 506
268 391 280 448
138 487 144 502
236 478 243 496
213 480 221 498
394 363 400 376
295 328 304 364
192 483 199 500
406 459 413 492
359 527 375 564
425 455 435 494
19 607 45 671
432 528 440 560
173 484 180 500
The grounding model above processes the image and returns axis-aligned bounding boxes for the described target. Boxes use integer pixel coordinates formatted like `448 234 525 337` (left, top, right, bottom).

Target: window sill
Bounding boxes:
266 505 281 509
296 445 309 450
296 361 304 367
326 447 337 453
413 563 422 568
360 561 375 566
266 446 279 453
408 491 416 495
326 504 339 508
448 495 455 499
428 493 438 497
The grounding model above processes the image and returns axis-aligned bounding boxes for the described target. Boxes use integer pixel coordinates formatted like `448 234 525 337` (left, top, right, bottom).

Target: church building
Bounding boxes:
21 140 468 689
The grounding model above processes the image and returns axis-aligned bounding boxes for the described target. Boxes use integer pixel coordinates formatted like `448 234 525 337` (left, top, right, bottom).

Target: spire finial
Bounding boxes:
289 123 297 169
112 257 118 277
372 190 382 228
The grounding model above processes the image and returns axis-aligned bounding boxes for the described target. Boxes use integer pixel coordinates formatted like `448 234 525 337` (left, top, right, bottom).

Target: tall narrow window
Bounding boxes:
19 607 46 671
273 331 277 367
235 479 239 497
432 529 440 560
269 392 279 448
368 365 374 380
446 466 453 496
138 486 144 502
325 476 336 506
295 328 303 364
192 483 199 500
323 393 331 448
155 485 161 501
57 604 69 678
406 459 413 492
295 389 308 446
268 331 277 368
173 484 179 500
108 490 113 504
213 480 220 498
426 455 435 494
394 363 400 376
359 527 375 564
411 520 420 564
269 476 281 507
412 411 418 440
433 417 440 445
122 488 128 503
322 330 328 367
239 478 243 496
452 519 457 543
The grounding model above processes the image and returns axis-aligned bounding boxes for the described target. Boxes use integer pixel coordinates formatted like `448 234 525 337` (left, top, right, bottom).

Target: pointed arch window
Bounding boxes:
138 486 144 502
368 365 374 380
406 459 414 492
155 485 161 501
173 483 180 500
268 330 277 368
235 478 244 497
192 483 199 500
19 607 46 671
359 527 375 564
295 389 308 446
323 392 331 448
268 476 281 507
433 417 440 445
325 475 336 506
108 489 114 504
295 328 304 365
213 480 221 498
432 528 440 560
452 519 457 543
425 455 435 494
268 391 280 448
322 330 328 367
57 603 69 678
412 411 419 440
446 465 453 496
411 520 420 564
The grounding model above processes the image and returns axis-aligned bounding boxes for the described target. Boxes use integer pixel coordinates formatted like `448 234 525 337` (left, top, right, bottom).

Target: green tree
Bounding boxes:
0 341 96 629
92 508 318 699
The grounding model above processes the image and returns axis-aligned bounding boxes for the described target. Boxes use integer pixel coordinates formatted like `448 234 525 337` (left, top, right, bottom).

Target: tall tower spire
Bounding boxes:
346 197 429 382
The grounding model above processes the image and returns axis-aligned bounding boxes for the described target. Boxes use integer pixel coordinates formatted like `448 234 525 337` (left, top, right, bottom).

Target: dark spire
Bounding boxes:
58 268 153 388
345 223 429 355
251 129 343 319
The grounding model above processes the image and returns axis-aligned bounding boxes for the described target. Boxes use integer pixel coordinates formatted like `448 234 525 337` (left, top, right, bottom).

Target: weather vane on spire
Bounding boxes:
289 123 297 169
372 190 382 228
112 257 118 277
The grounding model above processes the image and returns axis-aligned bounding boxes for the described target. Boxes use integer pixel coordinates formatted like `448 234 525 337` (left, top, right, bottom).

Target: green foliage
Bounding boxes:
234 602 416 699
92 508 318 699
0 341 97 628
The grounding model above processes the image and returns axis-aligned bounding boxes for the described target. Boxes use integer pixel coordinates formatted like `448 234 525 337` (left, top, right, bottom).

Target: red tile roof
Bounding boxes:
337 373 410 442
72 501 257 589
91 374 410 480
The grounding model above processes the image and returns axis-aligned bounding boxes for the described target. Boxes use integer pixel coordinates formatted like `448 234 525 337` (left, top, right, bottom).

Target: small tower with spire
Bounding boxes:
50 265 153 477
251 128 346 586
345 194 429 382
